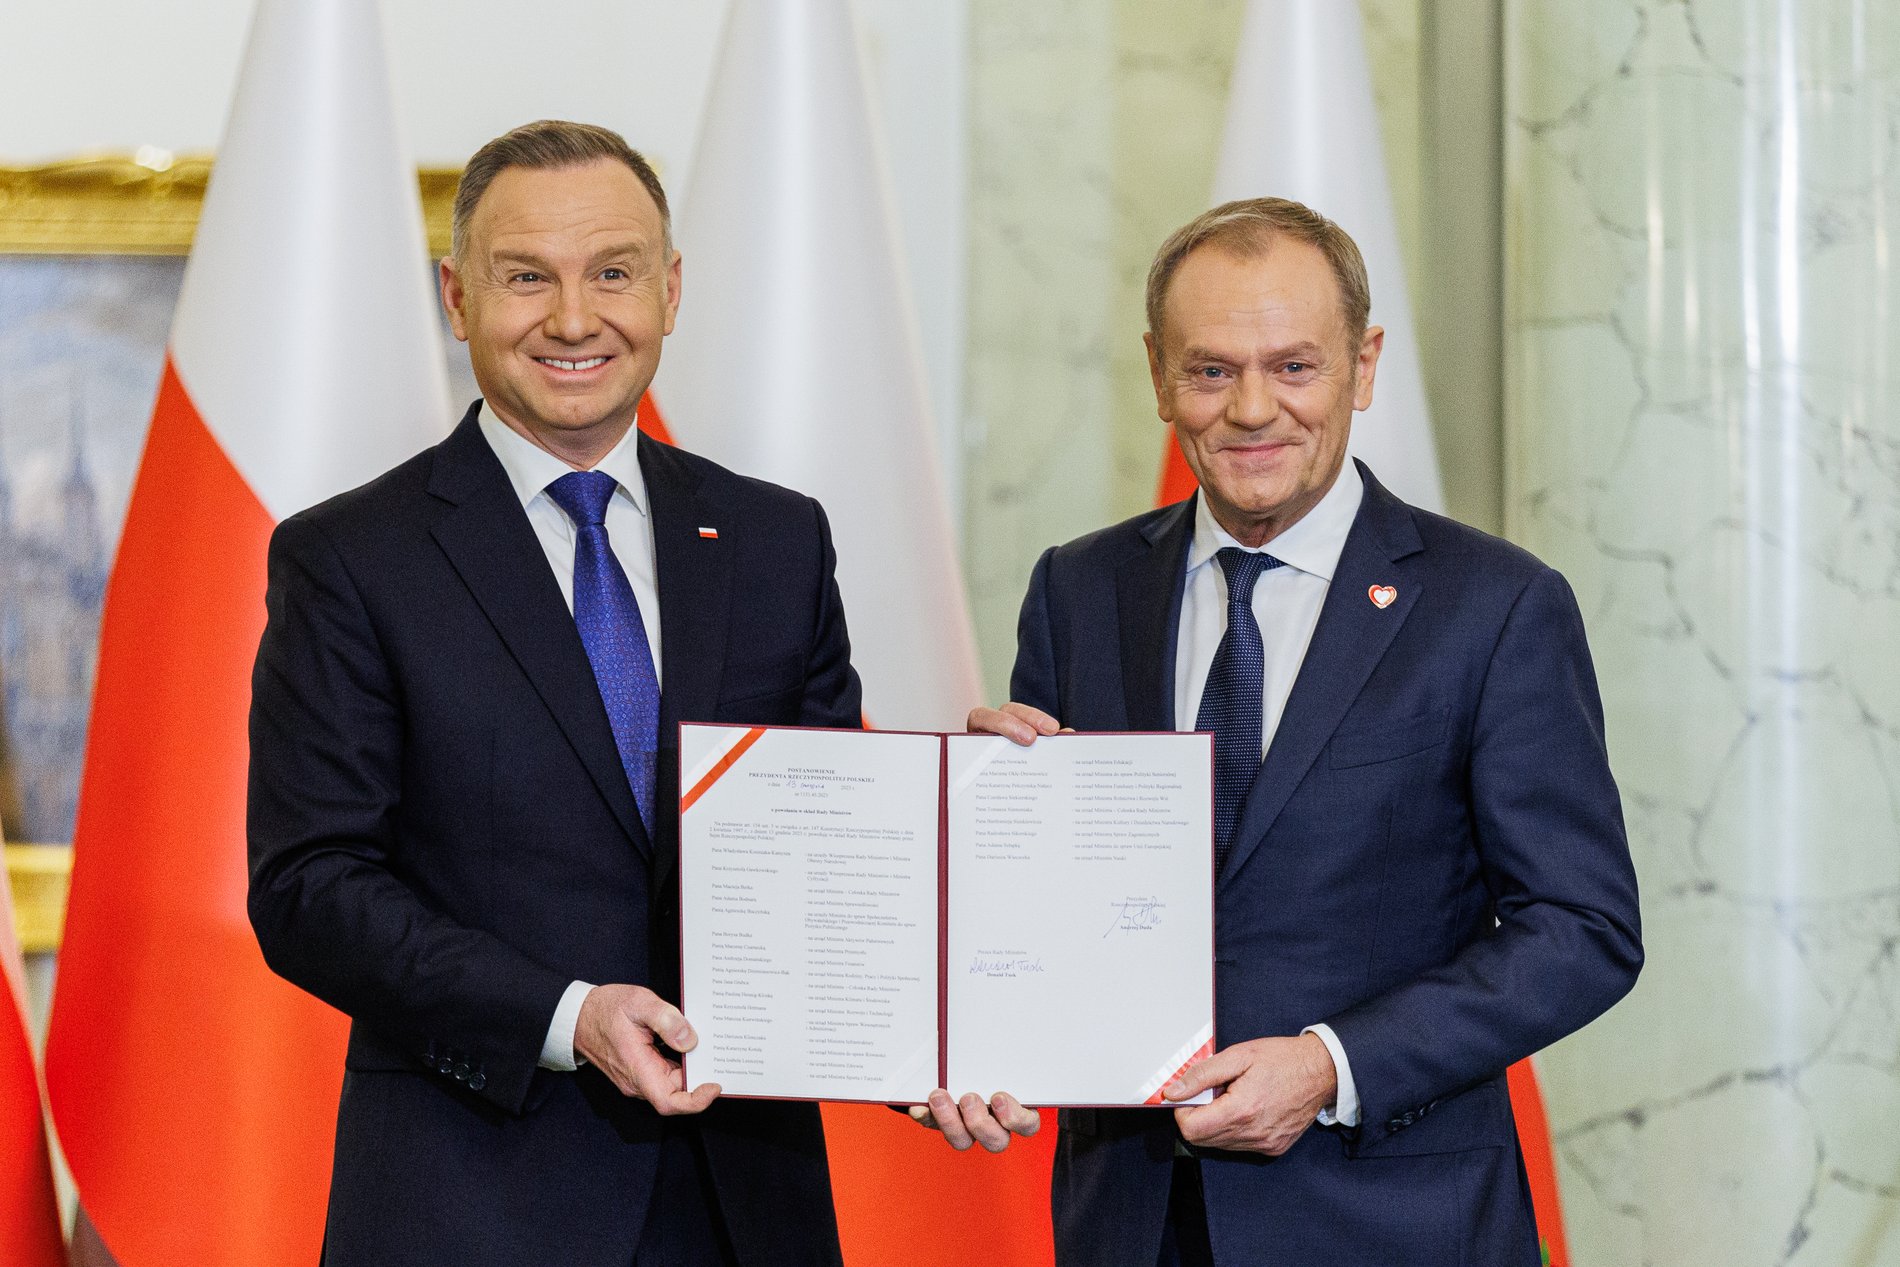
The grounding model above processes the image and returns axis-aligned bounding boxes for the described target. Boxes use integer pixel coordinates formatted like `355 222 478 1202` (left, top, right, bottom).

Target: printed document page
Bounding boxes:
943 733 1215 1105
680 725 940 1102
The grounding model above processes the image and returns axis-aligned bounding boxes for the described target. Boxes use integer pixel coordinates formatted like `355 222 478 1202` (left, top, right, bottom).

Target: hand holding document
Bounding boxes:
678 722 1215 1107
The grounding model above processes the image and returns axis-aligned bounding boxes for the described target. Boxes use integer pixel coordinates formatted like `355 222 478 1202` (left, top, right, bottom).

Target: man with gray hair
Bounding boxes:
249 119 858 1266
941 197 1643 1265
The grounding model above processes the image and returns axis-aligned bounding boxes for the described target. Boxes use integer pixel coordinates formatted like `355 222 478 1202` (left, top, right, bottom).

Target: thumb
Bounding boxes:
634 993 697 1052
1161 1049 1234 1102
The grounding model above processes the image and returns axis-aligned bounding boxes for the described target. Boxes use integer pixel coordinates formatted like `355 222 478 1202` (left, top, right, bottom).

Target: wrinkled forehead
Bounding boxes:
466 161 669 255
1162 241 1350 343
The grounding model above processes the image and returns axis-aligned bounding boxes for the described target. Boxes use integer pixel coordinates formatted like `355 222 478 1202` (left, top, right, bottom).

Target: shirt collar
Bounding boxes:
1185 458 1363 582
477 402 649 518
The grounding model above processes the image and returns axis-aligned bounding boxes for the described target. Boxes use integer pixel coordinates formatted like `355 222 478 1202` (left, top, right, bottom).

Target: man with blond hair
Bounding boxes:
250 120 857 1266
937 198 1643 1265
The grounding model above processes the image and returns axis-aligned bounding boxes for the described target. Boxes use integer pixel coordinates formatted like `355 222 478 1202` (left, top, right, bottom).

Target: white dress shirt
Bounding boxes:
477 404 661 1072
1173 460 1364 1127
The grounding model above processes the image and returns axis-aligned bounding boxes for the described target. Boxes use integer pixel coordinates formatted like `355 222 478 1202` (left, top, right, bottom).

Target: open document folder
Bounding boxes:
679 724 1215 1107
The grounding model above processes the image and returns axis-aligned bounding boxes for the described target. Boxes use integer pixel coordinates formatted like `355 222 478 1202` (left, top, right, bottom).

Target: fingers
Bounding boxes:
1176 1099 1307 1156
989 1092 1041 1138
624 1037 719 1116
575 984 716 1114
1173 1098 1239 1147
1000 702 1062 735
1162 1047 1243 1102
960 1093 1016 1153
914 1091 1037 1152
1172 1048 1316 1156
651 1079 722 1116
966 703 1063 745
927 1089 976 1150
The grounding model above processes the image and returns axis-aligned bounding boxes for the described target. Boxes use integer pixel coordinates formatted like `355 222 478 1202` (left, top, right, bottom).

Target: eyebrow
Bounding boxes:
491 240 654 272
1177 340 1328 363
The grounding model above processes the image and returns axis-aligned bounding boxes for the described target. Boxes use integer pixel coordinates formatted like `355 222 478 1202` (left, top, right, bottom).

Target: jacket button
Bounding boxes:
468 1071 487 1092
453 1062 470 1082
437 1056 455 1076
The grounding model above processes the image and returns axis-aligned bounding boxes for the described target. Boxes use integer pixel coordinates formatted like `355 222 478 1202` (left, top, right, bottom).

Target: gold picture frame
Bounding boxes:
0 150 462 256
0 152 463 953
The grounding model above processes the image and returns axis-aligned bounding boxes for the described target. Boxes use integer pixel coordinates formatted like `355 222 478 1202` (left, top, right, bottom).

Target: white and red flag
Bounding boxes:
1158 0 1444 513
655 1 1039 1262
658 0 980 735
43 0 447 1261
0 817 64 1267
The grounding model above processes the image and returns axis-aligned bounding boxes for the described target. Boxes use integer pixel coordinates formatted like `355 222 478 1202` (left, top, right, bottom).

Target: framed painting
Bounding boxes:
0 152 469 951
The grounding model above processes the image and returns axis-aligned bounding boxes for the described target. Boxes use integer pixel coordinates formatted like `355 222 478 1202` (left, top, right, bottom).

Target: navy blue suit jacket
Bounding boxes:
248 404 860 1266
1010 463 1641 1266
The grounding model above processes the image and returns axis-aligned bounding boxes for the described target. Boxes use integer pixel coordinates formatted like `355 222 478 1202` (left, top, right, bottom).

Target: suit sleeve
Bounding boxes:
794 499 866 729
1007 546 1061 716
1323 566 1643 1151
247 515 570 1115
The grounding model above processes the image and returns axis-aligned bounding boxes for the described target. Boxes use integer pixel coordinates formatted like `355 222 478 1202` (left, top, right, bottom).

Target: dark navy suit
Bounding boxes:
1011 463 1641 1266
248 404 858 1266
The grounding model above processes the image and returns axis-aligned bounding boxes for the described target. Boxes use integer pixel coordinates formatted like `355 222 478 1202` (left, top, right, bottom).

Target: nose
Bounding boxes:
1227 369 1278 431
543 280 601 343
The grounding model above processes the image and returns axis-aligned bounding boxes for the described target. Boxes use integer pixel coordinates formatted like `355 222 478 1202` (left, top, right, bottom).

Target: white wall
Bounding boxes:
0 0 966 503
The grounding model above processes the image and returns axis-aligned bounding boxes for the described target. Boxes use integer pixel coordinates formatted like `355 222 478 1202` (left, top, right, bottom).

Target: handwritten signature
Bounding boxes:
1104 897 1165 937
969 955 1045 976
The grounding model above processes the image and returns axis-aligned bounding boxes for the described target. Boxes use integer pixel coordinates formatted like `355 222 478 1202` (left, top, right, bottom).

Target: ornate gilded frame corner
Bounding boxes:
0 152 461 952
0 151 462 256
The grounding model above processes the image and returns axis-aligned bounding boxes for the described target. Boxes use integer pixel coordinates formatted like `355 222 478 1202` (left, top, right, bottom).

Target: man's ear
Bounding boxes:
662 250 682 336
439 257 469 342
1352 326 1385 411
1145 331 1174 423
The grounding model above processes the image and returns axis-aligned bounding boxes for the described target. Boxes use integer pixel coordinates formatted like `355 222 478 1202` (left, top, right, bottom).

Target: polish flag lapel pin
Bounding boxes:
1368 584 1397 609
698 527 719 540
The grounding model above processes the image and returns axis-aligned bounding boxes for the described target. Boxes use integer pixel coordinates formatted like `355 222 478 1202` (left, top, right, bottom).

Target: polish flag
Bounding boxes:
658 0 980 735
654 2 1040 1263
42 0 448 1262
0 817 64 1267
1157 0 1445 513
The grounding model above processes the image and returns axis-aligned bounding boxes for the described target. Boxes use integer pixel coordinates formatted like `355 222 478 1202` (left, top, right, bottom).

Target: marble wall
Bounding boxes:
962 0 1424 699
1505 1 1900 1261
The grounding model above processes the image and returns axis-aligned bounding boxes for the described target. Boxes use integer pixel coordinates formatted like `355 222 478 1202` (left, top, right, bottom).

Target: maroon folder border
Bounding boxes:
676 722 1216 1110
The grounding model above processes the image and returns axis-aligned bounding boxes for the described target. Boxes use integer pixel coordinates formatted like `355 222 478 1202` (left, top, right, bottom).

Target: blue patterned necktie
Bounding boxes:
545 470 660 838
1195 547 1284 868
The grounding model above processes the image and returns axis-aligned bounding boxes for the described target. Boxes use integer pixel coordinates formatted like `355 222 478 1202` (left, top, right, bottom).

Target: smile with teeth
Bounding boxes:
536 356 609 371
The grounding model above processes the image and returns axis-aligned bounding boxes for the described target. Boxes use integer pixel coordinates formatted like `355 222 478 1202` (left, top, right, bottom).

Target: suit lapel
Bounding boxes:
643 435 732 897
1117 498 1195 731
1219 466 1425 886
642 435 732 738
427 408 652 858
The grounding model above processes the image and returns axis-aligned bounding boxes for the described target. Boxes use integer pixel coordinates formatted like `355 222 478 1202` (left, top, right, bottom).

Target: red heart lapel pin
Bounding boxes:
1368 584 1397 609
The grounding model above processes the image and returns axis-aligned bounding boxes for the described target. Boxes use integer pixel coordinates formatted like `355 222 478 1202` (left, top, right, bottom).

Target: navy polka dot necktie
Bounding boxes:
1194 547 1284 868
546 470 661 838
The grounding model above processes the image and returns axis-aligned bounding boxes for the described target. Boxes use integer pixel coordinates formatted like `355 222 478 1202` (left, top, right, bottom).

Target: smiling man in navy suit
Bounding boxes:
248 120 857 1267
935 198 1643 1266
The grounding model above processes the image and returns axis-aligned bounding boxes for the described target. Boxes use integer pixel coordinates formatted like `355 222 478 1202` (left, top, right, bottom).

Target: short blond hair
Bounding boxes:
1145 197 1371 357
451 119 670 260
